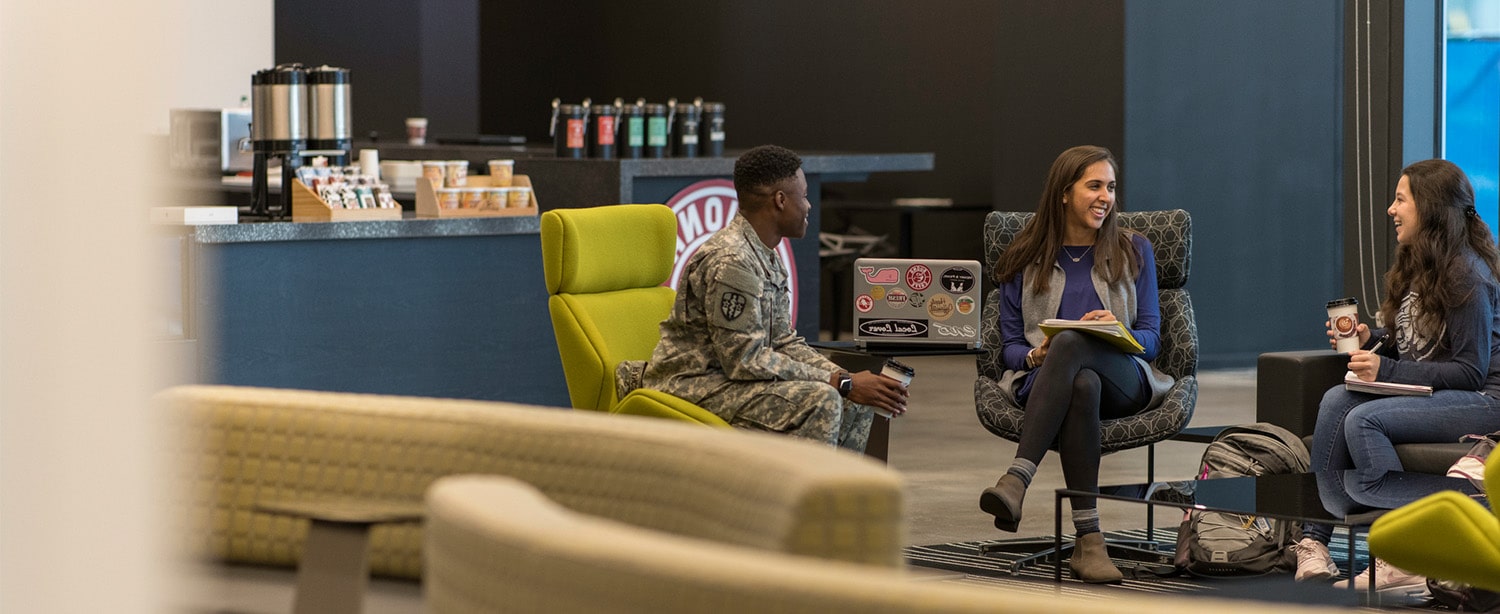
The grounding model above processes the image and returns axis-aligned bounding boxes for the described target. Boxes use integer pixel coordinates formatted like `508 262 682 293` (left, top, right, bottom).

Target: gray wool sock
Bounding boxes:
1071 507 1101 535
1005 458 1037 488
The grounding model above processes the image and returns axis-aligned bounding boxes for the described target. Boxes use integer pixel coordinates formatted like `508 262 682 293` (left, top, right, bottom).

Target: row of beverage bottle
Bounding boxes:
550 97 725 159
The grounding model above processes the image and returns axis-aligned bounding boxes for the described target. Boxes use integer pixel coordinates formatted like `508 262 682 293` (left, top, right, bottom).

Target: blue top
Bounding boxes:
1000 233 1161 401
1370 252 1500 398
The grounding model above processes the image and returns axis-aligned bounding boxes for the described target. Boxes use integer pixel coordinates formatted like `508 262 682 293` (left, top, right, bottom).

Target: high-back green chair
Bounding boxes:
540 204 729 426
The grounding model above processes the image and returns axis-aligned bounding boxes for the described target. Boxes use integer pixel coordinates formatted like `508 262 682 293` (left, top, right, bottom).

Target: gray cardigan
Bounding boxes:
995 260 1175 410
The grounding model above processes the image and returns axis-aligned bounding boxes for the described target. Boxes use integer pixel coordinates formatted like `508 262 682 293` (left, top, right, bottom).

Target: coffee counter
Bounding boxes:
161 214 568 406
182 212 537 243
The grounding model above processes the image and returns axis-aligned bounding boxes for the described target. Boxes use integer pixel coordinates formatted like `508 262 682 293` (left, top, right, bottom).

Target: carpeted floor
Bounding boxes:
903 527 1441 610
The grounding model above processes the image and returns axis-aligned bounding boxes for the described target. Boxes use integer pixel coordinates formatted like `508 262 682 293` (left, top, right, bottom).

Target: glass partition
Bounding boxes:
1446 0 1500 239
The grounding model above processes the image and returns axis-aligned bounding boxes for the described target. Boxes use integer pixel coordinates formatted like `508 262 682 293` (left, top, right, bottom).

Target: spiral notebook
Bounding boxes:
1343 371 1433 397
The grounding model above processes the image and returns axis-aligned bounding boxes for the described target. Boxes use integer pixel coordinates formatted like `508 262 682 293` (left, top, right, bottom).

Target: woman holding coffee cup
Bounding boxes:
978 145 1174 584
1293 159 1500 590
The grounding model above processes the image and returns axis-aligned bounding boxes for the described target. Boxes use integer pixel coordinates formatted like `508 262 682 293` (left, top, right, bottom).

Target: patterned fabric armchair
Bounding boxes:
974 209 1198 459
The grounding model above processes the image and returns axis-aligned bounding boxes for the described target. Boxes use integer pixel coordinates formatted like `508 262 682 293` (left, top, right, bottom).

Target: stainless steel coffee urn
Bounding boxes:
306 65 352 164
250 63 308 218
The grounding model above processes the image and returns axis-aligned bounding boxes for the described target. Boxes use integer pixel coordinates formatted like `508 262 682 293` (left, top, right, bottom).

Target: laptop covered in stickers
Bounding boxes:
850 258 983 349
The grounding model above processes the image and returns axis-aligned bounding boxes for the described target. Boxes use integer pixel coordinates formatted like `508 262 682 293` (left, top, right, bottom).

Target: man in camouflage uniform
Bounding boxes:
642 145 908 451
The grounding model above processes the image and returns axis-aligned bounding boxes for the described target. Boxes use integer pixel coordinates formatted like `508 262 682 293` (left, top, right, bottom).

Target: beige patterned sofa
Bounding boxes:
163 385 905 579
426 474 1355 614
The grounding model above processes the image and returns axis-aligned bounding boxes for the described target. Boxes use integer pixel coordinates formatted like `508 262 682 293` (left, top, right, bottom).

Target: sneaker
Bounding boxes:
1292 537 1339 582
1334 558 1430 604
1447 453 1487 491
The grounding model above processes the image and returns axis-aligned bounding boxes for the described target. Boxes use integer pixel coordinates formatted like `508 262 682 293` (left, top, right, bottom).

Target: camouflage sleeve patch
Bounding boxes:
708 263 764 332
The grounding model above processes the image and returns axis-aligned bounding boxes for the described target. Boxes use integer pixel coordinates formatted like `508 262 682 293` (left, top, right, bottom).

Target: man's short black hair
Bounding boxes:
733 145 802 196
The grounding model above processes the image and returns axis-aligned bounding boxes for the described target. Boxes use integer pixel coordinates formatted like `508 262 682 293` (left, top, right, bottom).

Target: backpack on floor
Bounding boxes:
1174 423 1311 577
1428 578 1500 612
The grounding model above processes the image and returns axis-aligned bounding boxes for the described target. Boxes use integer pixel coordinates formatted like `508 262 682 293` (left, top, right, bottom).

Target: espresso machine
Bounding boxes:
249 64 307 218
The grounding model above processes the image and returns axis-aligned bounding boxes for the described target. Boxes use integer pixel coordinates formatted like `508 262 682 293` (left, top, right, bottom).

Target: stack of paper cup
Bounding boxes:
487 159 514 186
358 149 380 180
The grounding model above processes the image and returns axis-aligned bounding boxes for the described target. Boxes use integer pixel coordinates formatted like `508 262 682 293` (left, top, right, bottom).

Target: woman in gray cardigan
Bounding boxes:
979 146 1172 584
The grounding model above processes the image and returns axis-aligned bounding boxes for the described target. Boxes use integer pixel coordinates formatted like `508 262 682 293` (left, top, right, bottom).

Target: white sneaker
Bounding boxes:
1334 558 1430 604
1447 453 1488 491
1292 537 1339 582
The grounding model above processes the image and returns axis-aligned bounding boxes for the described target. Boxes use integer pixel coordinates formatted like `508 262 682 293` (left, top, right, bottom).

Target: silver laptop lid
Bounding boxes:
851 258 982 349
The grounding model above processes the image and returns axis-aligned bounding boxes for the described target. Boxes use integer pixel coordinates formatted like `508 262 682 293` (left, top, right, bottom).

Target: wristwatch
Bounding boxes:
835 371 853 398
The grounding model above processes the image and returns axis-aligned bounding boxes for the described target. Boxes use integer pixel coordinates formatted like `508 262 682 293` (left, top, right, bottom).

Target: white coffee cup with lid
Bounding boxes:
1326 297 1360 353
406 117 428 145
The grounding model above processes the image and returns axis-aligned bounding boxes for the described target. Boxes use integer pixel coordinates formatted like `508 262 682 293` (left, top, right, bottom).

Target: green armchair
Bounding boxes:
1368 452 1500 593
540 204 728 426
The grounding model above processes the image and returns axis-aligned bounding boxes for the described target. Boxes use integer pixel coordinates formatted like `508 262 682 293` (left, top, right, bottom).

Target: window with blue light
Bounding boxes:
1446 0 1500 239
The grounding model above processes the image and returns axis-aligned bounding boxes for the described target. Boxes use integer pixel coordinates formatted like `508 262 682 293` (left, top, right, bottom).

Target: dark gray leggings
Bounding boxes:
1016 330 1151 509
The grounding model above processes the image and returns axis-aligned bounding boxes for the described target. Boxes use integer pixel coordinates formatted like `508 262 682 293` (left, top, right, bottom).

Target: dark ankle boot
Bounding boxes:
1069 532 1124 584
979 473 1027 532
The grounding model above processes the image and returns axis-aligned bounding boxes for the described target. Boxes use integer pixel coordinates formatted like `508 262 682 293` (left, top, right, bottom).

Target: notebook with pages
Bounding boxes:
850 258 983 349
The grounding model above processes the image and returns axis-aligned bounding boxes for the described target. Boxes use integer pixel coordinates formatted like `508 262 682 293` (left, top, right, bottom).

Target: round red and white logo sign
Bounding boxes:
665 179 799 323
905 264 933 291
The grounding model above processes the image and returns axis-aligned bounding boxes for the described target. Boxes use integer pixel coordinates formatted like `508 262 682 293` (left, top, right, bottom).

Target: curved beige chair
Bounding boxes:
425 474 1355 614
164 384 905 580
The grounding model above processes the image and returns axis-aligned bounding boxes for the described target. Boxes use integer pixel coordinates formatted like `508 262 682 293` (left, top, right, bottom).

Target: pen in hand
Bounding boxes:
1349 336 1385 381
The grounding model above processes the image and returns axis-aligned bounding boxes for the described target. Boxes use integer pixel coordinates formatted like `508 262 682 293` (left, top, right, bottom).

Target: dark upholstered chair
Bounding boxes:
974 209 1198 572
1256 350 1470 474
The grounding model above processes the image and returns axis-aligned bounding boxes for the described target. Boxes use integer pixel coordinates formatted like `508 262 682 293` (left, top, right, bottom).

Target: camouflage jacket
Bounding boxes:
642 214 838 402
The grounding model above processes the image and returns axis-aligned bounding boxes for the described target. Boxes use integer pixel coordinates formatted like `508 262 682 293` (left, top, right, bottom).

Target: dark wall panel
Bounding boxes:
419 1 480 138
994 1 1125 211
479 0 1002 205
1125 0 1344 368
276 1 425 142
277 1 479 142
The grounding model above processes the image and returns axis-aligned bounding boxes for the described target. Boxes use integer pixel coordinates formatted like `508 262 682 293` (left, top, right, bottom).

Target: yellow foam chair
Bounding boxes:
540 204 728 426
1368 451 1500 592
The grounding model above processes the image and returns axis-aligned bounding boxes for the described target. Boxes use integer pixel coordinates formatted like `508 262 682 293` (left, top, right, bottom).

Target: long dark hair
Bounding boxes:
995 145 1141 292
1381 159 1500 345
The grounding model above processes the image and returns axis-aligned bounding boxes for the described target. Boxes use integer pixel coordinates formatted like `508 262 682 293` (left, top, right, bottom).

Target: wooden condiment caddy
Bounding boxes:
414 174 540 218
290 180 404 222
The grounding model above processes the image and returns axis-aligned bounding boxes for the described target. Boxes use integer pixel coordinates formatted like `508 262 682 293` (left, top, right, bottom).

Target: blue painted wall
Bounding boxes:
1124 1 1345 368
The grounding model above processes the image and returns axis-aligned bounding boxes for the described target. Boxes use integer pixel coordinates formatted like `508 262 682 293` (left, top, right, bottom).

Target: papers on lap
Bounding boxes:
1343 371 1433 396
1038 318 1145 354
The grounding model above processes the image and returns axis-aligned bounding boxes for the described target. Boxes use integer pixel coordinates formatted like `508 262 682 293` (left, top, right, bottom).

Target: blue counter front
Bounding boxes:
175 215 570 407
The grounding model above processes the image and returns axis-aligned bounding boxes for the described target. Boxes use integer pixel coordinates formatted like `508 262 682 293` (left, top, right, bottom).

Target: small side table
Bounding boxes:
256 498 425 614
809 340 985 462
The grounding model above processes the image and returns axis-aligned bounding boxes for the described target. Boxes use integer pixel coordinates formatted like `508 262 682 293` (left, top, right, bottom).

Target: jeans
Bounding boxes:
1302 386 1500 544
